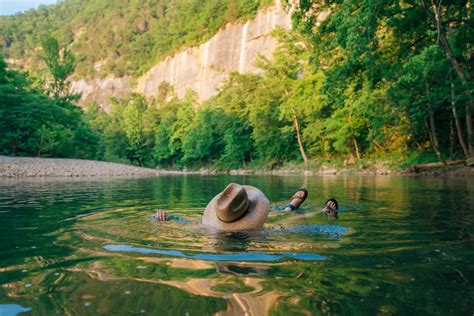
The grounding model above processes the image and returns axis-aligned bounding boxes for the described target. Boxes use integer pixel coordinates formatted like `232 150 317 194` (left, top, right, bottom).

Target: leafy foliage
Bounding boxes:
0 55 99 158
1 1 472 169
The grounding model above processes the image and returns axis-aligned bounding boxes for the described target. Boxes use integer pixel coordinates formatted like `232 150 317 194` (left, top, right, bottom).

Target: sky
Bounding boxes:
0 0 58 16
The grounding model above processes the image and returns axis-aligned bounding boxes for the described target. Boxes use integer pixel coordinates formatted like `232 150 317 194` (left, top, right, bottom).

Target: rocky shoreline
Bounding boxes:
1 156 472 178
0 156 160 178
193 164 473 177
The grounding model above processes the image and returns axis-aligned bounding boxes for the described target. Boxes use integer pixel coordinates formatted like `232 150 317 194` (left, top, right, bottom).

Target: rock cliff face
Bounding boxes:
71 77 132 108
71 0 291 108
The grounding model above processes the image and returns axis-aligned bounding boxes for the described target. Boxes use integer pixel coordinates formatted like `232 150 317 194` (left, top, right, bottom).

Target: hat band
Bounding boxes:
217 203 249 223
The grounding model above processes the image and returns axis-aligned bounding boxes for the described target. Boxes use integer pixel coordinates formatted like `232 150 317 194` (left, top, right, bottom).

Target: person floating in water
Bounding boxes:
155 183 269 231
154 183 339 231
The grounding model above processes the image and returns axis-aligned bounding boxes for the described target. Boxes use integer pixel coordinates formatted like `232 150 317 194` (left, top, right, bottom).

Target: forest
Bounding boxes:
0 0 270 77
0 0 473 170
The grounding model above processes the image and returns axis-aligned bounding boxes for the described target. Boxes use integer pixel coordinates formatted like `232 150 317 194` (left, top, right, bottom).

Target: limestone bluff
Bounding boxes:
71 0 291 109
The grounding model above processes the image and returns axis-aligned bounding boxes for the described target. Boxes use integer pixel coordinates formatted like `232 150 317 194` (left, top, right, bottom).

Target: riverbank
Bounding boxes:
202 161 474 177
0 156 160 178
1 156 472 178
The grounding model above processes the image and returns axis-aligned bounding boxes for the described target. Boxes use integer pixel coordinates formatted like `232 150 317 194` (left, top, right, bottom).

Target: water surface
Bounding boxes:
0 175 473 315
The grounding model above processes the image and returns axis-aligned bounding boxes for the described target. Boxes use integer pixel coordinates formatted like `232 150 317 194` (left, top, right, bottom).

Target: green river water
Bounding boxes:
0 175 472 315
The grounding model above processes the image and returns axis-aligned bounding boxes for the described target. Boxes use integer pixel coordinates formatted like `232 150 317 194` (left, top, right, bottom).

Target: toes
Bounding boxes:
156 209 166 221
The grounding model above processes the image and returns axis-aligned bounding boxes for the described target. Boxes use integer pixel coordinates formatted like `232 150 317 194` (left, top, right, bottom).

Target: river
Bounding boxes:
0 175 472 315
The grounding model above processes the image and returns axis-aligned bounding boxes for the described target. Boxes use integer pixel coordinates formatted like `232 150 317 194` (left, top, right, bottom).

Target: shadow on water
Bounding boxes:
0 175 473 315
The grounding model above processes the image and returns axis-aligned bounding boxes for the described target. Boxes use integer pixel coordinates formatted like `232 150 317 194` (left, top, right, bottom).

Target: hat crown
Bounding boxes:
216 183 249 223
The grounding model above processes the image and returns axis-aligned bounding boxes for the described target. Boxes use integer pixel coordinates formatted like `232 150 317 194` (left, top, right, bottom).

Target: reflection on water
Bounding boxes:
103 244 327 262
0 175 473 315
0 304 32 316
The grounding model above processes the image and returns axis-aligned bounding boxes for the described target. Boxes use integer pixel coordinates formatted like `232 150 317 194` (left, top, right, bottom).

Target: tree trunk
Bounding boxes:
426 83 447 166
352 136 361 160
449 119 454 160
410 159 465 172
37 129 44 157
372 139 385 152
293 114 308 167
451 81 469 158
426 114 447 166
422 1 474 157
438 31 474 156
465 0 473 157
467 101 473 156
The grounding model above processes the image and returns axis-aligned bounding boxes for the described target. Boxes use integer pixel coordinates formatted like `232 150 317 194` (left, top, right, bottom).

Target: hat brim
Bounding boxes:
202 185 269 232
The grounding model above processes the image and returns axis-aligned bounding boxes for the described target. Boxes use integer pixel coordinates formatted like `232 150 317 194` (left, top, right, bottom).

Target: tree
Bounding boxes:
293 0 472 163
257 28 311 166
0 55 99 158
40 36 75 100
419 0 474 157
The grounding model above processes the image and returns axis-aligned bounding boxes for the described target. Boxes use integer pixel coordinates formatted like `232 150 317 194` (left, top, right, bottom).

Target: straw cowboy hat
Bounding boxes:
202 183 270 232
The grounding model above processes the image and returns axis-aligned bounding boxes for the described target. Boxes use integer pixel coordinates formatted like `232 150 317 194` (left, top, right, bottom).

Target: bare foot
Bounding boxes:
285 189 308 211
155 209 167 221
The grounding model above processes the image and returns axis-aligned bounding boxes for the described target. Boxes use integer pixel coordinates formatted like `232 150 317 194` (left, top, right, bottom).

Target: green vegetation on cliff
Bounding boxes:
0 0 270 78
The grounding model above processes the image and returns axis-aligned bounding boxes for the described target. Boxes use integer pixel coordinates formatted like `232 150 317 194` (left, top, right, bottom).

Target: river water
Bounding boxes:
0 175 472 315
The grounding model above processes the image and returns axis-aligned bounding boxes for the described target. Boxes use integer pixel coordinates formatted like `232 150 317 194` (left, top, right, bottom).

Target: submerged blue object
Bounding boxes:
149 214 189 223
0 304 32 316
103 244 326 262
285 224 350 238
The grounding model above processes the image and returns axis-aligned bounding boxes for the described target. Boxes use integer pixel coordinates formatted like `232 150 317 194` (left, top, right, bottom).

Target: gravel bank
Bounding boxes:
0 156 160 178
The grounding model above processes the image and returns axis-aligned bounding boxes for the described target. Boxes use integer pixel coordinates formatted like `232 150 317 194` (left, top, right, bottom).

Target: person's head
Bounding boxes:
202 183 270 232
